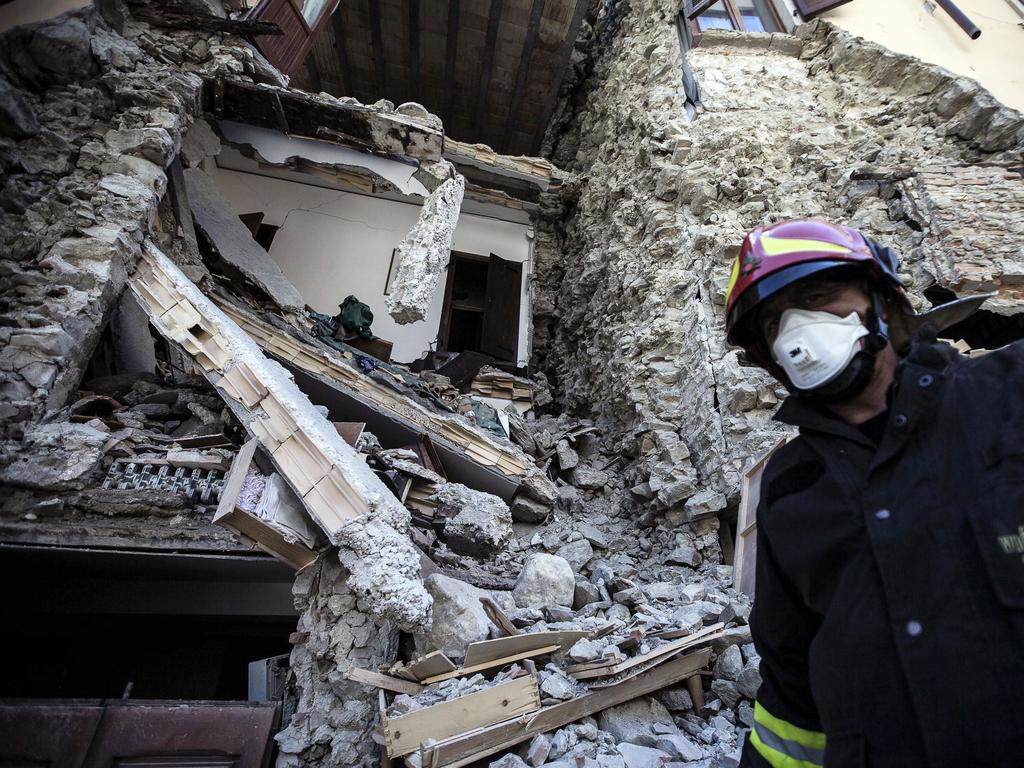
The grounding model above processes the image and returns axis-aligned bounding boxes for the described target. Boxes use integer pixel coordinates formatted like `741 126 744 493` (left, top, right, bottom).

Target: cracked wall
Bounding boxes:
533 1 1024 513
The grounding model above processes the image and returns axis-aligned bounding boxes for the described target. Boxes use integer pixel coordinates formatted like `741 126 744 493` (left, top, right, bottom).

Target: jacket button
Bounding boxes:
906 620 923 637
894 414 908 427
918 374 934 387
875 509 891 520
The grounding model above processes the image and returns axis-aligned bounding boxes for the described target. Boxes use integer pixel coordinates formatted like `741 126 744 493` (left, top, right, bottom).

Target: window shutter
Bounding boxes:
793 0 855 20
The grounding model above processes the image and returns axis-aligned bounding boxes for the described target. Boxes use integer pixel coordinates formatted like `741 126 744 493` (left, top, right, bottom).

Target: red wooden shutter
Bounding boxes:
793 0 855 20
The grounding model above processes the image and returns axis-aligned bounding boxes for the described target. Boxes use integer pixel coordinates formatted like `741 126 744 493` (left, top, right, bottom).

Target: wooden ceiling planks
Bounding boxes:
300 0 584 156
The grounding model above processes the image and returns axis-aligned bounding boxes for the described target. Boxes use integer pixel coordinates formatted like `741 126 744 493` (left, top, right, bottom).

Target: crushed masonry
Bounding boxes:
0 1 1022 767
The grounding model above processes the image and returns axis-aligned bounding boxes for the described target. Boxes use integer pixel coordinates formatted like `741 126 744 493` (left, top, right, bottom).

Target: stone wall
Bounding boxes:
533 1 1024 512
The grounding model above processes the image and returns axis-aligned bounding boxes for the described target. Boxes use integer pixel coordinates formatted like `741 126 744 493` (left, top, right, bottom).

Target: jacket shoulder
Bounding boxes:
950 339 1024 380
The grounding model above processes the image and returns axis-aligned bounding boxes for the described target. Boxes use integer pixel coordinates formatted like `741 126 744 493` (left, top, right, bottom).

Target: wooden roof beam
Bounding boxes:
473 0 505 138
532 0 589 154
442 0 460 127
409 0 421 104
368 0 386 98
500 0 545 154
331 6 353 95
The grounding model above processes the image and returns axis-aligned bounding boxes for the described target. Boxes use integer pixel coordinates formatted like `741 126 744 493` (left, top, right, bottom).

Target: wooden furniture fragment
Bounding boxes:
383 675 541 758
346 667 424 695
733 437 790 598
419 645 561 686
421 650 713 768
404 651 459 682
462 631 590 668
213 438 318 570
568 624 725 681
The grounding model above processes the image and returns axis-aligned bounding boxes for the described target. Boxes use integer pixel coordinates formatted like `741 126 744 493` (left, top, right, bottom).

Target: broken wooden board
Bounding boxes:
346 666 424 695
419 646 561 685
734 437 790 599
568 624 725 681
383 675 540 758
183 167 304 313
462 631 589 668
406 651 458 681
421 649 712 768
212 438 317 570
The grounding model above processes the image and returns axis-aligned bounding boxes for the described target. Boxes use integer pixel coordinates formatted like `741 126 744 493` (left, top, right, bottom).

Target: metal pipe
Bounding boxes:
934 0 982 39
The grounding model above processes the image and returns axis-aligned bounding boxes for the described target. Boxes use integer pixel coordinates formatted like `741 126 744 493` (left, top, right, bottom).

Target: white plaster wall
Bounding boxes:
209 166 533 366
780 0 1024 112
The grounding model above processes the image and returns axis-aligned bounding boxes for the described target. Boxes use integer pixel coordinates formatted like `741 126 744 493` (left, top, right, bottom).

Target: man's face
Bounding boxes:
758 275 873 346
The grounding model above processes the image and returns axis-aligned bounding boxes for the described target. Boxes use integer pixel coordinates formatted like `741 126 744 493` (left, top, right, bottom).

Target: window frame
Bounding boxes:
684 0 786 35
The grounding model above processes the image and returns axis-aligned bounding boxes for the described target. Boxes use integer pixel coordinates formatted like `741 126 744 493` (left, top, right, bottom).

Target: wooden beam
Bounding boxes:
346 666 424 695
423 650 713 768
473 0 504 138
686 0 720 20
368 0 387 98
532 0 589 154
332 3 354 96
127 5 283 36
409 0 421 104
442 0 461 126
419 645 560 685
500 0 544 153
304 53 322 93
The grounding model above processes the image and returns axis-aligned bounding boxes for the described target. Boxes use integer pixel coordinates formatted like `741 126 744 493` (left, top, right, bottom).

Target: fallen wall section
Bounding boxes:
129 241 432 631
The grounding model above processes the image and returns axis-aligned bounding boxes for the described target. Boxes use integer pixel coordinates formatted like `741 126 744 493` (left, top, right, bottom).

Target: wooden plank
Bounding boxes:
733 437 789 599
368 0 386 97
532 0 588 154
473 0 504 138
409 0 421 104
347 666 425 695
442 0 460 125
384 675 540 757
424 650 713 768
569 624 724 680
332 3 354 94
500 0 544 153
305 54 323 93
479 596 517 638
419 645 560 685
462 631 588 668
333 421 366 448
406 651 458 681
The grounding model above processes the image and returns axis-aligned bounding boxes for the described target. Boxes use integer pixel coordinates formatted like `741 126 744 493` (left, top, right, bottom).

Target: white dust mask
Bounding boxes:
771 308 870 390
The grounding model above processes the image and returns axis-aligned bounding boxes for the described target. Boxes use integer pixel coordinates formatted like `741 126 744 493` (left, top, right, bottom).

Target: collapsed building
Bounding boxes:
0 0 1022 766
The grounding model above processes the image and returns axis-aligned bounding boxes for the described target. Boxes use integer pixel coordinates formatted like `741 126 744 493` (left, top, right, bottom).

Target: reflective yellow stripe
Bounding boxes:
754 702 826 750
749 729 823 768
759 235 851 257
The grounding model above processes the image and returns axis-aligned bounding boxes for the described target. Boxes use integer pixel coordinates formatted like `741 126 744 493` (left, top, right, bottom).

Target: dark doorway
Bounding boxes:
438 252 523 363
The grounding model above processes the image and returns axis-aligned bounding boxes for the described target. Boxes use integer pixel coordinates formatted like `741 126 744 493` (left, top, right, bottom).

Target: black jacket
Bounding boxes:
739 339 1024 768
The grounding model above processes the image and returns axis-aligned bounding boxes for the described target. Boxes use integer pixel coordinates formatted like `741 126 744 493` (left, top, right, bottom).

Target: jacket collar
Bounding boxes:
773 336 961 446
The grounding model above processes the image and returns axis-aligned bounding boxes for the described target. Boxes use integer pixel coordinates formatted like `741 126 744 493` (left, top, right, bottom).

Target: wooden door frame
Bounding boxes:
437 250 490 354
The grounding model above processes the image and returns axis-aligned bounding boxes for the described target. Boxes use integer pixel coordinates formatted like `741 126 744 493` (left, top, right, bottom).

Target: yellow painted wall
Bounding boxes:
812 0 1024 112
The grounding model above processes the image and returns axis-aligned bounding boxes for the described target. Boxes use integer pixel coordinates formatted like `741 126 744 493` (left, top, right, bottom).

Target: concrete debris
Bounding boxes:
180 118 221 168
434 482 513 558
0 422 108 490
386 171 466 324
514 553 576 608
417 573 492 660
183 168 305 313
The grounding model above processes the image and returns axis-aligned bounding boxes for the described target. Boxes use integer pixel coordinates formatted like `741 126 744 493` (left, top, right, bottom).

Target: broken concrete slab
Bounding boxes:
129 241 430 631
0 422 108 490
435 482 513 558
183 167 304 313
386 171 465 325
180 117 221 168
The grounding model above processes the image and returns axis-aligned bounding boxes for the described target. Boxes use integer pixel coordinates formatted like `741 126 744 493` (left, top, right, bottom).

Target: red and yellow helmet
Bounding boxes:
725 219 907 362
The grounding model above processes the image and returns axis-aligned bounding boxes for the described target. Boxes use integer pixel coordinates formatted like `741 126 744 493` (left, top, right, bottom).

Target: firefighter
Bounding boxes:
724 219 1024 768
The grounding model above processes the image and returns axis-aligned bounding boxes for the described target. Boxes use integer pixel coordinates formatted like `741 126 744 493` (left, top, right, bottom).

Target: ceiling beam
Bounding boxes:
473 0 505 139
409 0 421 104
331 6 353 96
304 52 323 93
368 0 386 98
532 0 588 154
442 0 460 127
500 0 544 154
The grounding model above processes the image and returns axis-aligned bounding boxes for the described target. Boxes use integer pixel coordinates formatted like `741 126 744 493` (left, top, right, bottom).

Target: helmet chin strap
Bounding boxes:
795 292 889 404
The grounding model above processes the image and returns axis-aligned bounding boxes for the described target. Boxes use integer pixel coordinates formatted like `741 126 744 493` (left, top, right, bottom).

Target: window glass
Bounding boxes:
696 1 736 30
735 0 781 32
302 0 331 26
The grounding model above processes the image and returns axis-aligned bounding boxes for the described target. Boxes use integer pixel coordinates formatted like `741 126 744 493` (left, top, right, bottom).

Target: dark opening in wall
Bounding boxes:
925 286 1024 350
